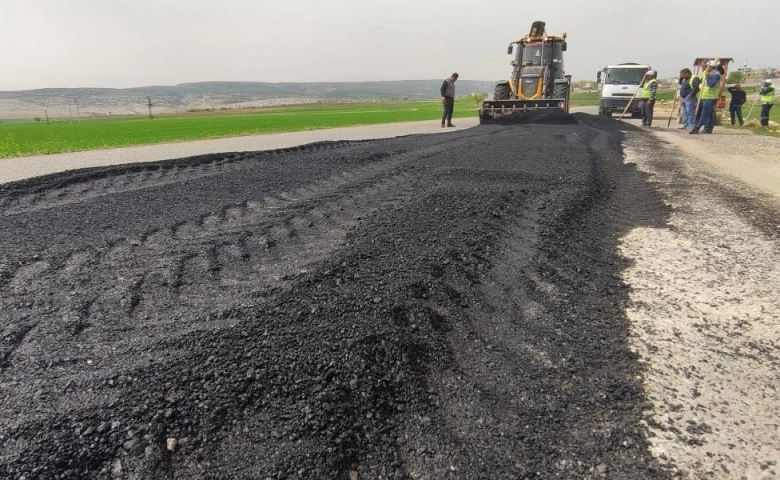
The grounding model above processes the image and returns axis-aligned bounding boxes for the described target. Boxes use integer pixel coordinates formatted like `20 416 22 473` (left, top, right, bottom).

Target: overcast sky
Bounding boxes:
1 0 777 91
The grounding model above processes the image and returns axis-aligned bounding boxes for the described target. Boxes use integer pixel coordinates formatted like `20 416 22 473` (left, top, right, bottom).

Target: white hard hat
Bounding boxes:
646 70 656 76
764 79 773 84
707 60 718 67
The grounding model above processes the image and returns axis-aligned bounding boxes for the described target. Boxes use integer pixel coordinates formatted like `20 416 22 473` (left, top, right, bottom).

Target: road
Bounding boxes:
1 109 778 479
0 107 598 185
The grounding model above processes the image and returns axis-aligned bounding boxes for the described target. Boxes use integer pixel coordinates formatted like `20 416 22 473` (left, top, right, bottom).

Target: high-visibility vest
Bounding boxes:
701 74 720 100
640 79 658 99
761 87 775 104
695 74 705 99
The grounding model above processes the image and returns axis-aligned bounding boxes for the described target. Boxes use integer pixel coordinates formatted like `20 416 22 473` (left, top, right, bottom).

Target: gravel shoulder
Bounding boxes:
619 124 780 478
650 127 780 200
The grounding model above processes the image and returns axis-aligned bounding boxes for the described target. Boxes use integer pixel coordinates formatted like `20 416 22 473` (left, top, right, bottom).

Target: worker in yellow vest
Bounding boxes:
690 60 721 134
690 71 704 126
758 79 775 127
639 70 658 127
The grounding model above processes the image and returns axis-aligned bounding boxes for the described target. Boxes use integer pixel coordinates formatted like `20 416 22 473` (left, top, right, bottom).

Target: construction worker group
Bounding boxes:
637 60 776 132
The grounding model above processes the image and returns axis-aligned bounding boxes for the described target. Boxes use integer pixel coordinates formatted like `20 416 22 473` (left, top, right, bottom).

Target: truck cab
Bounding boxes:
596 63 651 117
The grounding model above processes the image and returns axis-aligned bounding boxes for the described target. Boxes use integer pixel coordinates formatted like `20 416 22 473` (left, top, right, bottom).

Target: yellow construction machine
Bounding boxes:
479 21 571 123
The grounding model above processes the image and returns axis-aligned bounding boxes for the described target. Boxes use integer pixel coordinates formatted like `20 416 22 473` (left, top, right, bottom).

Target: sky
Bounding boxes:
1 0 777 91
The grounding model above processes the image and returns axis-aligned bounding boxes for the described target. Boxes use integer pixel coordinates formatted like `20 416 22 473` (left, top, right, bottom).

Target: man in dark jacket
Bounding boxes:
440 73 459 127
727 83 747 126
678 68 696 129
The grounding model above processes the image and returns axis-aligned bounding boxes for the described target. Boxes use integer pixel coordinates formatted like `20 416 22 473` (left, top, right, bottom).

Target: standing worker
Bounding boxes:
639 70 658 127
690 61 721 134
678 68 696 129
690 69 704 127
726 83 747 126
440 72 459 128
758 79 775 127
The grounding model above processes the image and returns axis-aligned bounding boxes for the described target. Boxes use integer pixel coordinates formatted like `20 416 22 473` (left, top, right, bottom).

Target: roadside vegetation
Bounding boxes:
2 90 777 158
0 100 473 158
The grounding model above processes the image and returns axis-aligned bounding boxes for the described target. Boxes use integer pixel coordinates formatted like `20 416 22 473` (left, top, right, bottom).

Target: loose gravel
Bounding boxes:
620 129 780 479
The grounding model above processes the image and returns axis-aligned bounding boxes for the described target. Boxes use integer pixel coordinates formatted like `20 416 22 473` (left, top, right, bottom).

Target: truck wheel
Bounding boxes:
493 83 510 100
599 109 611 117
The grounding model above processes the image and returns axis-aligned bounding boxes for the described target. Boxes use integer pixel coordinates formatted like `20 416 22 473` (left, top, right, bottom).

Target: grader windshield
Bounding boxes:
518 41 564 69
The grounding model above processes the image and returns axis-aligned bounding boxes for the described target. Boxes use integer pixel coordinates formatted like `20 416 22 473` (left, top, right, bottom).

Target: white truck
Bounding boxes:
596 63 651 117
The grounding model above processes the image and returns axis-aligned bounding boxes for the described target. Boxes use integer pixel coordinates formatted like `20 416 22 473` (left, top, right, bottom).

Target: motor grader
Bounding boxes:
479 21 571 123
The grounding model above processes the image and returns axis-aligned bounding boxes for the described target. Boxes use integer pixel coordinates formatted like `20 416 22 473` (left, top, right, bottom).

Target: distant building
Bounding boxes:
736 67 776 84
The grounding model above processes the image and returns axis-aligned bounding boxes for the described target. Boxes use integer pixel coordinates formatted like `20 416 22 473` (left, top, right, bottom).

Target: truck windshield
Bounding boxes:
604 68 647 85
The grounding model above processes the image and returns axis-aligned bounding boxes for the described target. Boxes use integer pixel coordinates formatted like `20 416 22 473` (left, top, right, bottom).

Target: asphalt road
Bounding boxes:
0 111 672 479
4 106 777 479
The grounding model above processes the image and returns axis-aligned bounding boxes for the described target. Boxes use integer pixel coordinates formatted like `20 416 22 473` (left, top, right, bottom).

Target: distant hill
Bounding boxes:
0 80 498 119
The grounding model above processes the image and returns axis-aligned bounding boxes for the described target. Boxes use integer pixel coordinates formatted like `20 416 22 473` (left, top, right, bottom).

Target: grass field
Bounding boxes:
2 91 776 158
0 100 479 158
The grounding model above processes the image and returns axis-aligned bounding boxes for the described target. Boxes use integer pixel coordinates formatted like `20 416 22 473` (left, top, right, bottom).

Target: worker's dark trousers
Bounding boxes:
729 105 744 125
760 103 773 126
441 97 454 125
693 99 716 132
641 99 655 126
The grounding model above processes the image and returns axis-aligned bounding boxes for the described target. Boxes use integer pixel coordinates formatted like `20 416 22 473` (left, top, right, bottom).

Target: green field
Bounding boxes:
0 100 479 158
2 91 776 158
571 88 695 104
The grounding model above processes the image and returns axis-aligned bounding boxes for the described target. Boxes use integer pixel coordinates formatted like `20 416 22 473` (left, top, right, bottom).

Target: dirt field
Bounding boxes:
1 113 778 479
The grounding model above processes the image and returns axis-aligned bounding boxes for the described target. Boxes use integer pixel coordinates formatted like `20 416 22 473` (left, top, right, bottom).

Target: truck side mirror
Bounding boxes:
507 44 514 55
561 41 567 52
596 71 601 83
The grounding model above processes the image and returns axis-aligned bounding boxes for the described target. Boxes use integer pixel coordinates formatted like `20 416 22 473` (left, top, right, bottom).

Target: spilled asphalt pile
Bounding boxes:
0 113 672 479
477 109 579 126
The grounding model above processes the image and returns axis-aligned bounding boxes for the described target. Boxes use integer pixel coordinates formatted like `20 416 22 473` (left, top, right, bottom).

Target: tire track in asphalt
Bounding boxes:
0 132 485 478
0 133 472 395
398 119 671 478
1 141 381 215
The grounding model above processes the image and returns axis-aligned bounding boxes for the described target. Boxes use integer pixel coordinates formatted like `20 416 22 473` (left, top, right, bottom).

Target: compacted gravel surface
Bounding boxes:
3 111 773 479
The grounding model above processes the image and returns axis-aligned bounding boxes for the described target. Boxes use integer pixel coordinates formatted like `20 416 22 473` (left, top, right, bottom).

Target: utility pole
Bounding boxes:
147 96 154 120
74 98 81 124
45 109 49 125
